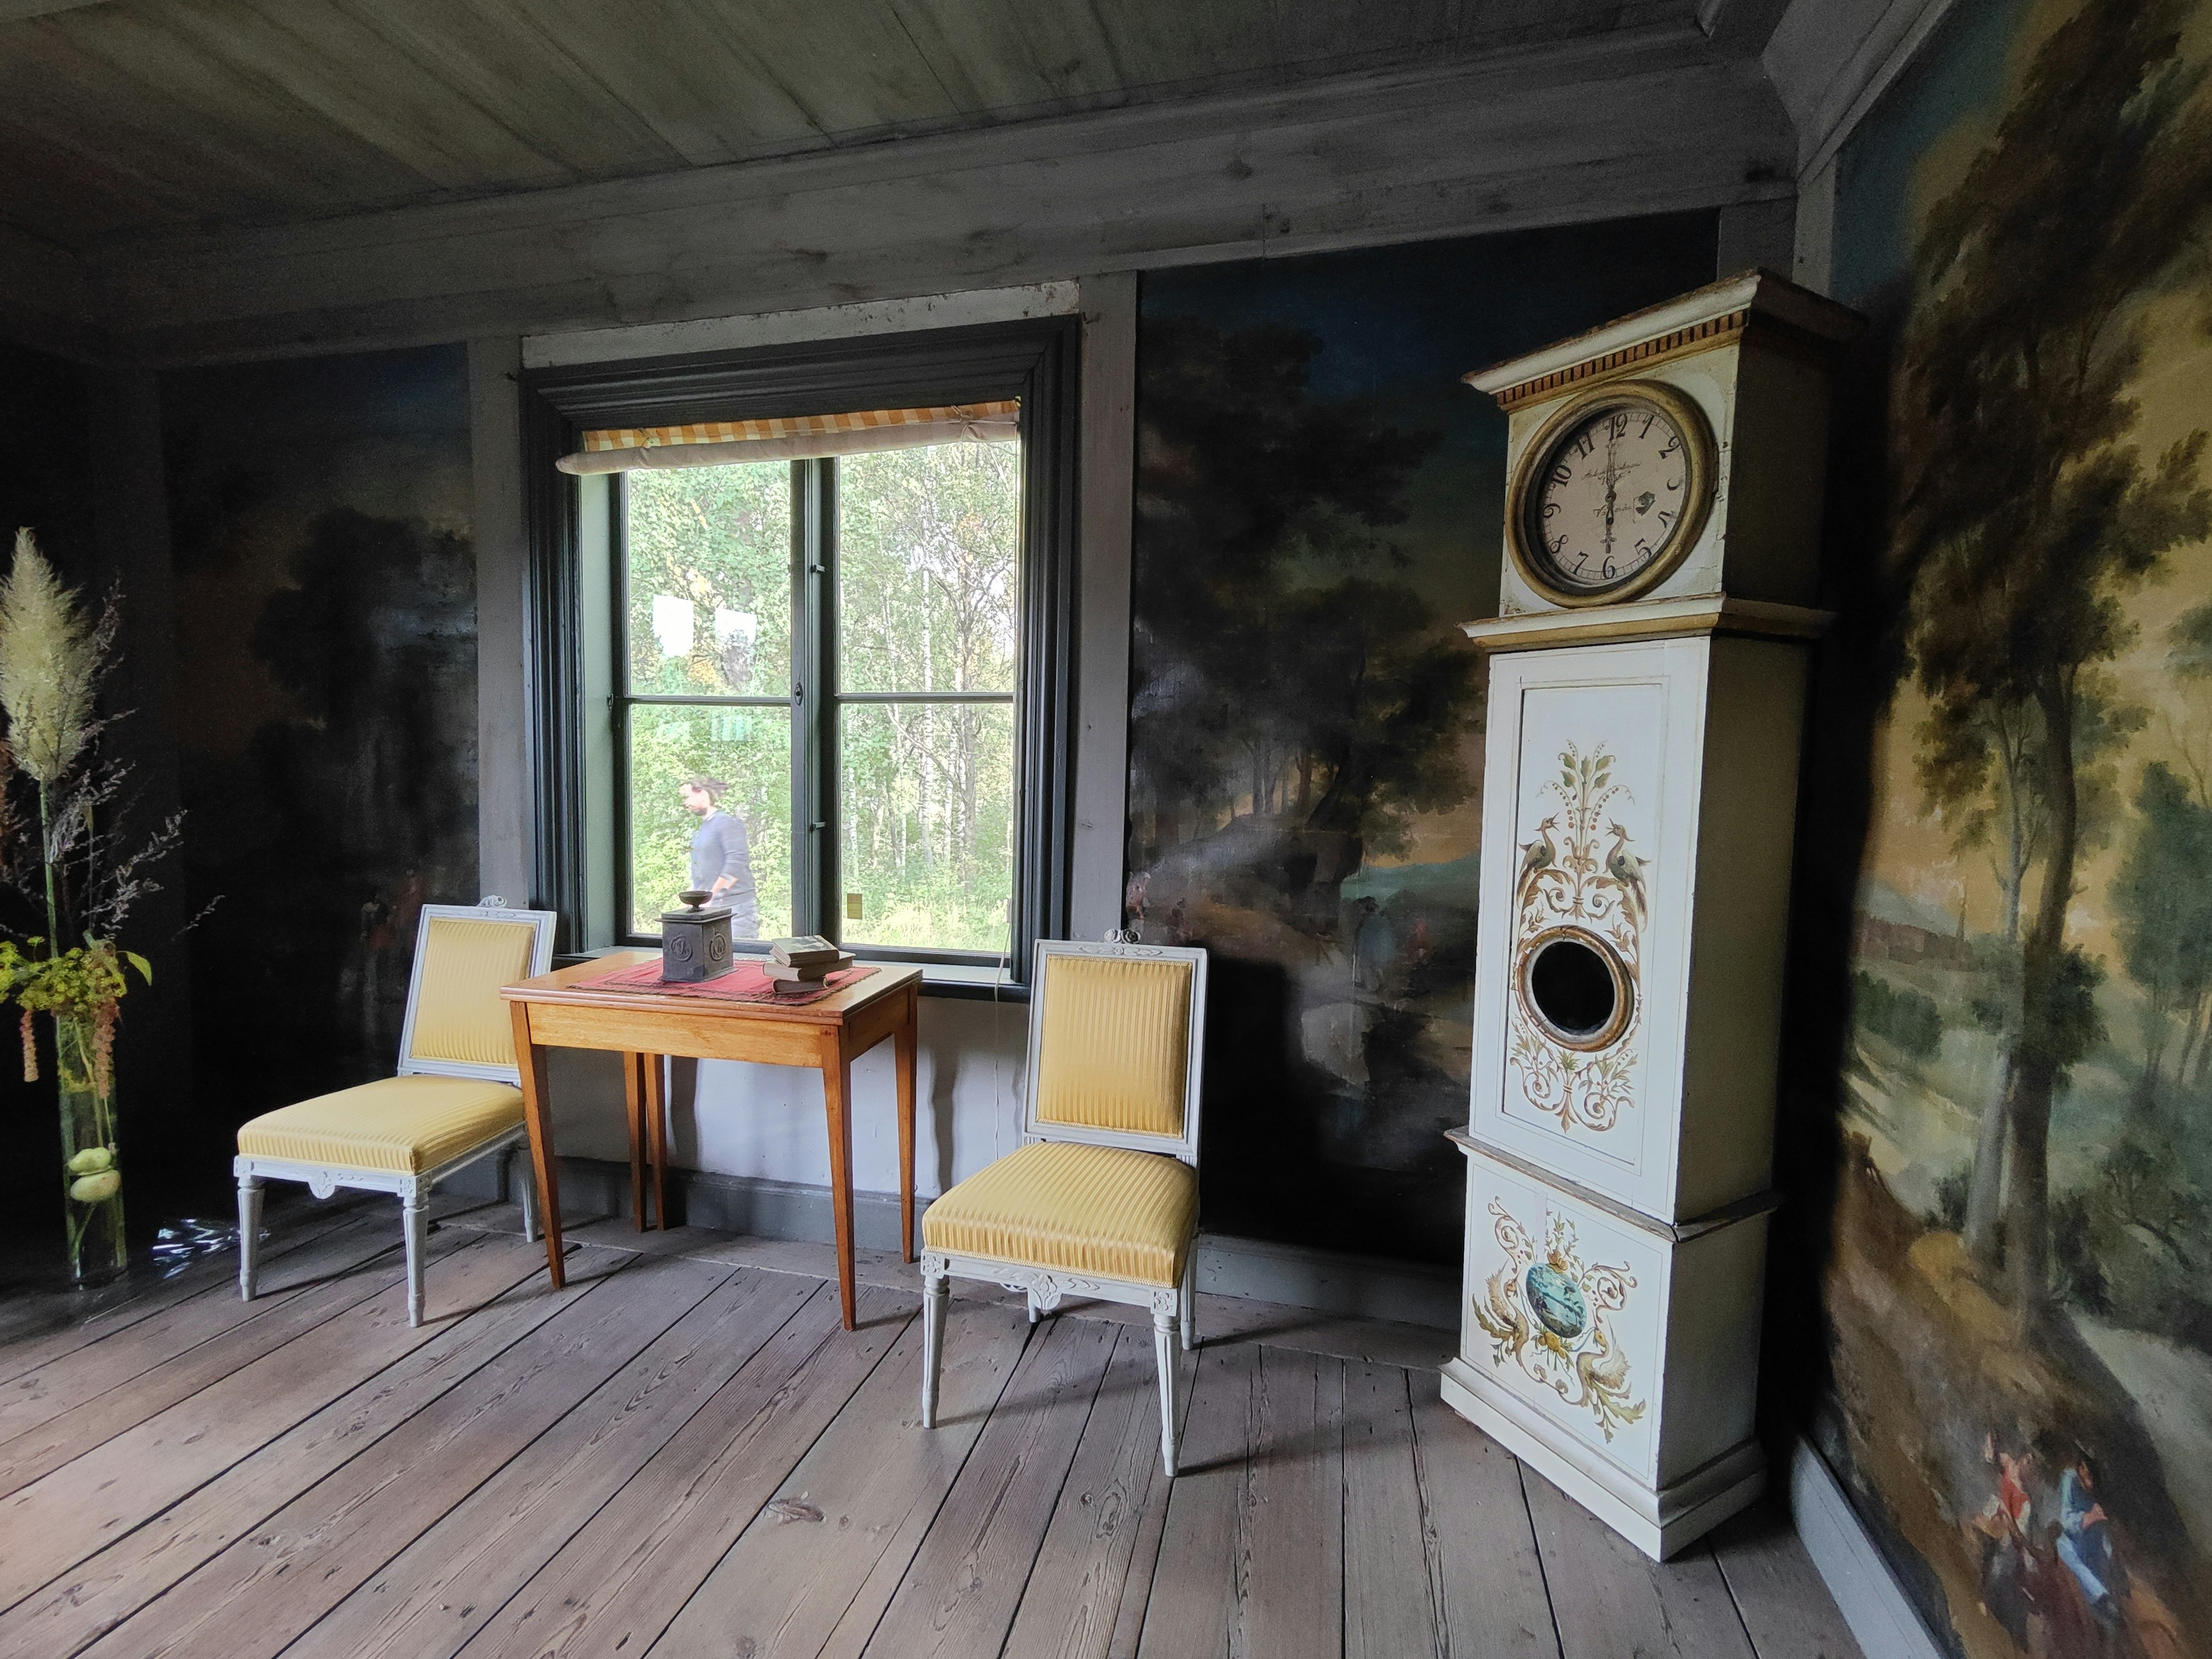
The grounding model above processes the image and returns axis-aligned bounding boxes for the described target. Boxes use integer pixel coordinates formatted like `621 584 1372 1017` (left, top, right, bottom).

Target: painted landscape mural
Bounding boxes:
1123 219 1717 1261
164 347 478 1131
1816 0 2212 1653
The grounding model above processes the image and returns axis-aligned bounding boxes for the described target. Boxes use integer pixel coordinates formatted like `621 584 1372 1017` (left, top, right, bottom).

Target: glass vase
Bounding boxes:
54 1012 126 1282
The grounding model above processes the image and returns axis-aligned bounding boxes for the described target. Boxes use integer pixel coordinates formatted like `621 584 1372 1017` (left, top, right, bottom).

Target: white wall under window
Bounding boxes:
540 995 1025 1202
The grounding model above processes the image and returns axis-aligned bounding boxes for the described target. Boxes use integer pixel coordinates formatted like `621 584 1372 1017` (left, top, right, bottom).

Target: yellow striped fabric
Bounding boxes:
1033 955 1192 1139
581 402 1020 453
922 1141 1198 1287
406 917 539 1070
236 1074 525 1175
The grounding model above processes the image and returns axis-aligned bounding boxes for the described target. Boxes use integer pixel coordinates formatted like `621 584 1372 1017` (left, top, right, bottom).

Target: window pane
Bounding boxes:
839 700 1014 953
838 442 1020 694
624 464 790 696
627 702 791 940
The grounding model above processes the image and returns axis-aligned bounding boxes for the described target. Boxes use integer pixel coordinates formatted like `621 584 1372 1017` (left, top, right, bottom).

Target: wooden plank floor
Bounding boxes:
0 1200 1864 1659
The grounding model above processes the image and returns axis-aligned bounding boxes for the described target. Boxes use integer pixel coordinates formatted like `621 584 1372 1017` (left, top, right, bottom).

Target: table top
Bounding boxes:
502 950 922 1025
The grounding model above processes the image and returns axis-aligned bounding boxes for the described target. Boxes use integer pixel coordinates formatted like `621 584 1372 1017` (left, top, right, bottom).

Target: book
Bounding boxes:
762 951 854 985
769 934 842 967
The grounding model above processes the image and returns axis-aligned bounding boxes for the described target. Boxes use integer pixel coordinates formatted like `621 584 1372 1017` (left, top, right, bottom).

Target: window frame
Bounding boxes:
521 319 1080 991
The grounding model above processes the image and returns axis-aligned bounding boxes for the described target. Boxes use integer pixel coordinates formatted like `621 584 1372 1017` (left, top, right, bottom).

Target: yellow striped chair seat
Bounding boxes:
236 1075 526 1176
921 1141 1198 1289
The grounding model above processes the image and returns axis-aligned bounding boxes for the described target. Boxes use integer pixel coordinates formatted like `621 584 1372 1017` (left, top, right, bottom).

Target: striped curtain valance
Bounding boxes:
555 400 1020 474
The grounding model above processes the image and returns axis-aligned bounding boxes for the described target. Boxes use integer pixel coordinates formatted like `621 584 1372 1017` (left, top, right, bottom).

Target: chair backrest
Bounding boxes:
396 903 558 1084
1023 940 1207 1166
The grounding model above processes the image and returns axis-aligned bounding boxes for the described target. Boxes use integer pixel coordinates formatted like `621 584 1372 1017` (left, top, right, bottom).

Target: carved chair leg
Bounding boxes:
1180 1254 1196 1351
403 1191 429 1328
237 1175 263 1302
921 1262 949 1429
1025 1289 1041 1325
1153 1304 1179 1478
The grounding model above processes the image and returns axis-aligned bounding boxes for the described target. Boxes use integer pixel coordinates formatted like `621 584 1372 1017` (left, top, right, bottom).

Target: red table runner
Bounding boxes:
575 957 879 1005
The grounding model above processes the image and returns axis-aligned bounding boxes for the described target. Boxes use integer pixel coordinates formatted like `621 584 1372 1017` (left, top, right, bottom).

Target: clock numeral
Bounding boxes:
1658 509 1676 528
1600 556 1618 580
1548 535 1567 555
1634 537 1652 557
1569 433 1594 460
1607 411 1630 441
1551 461 1573 486
1660 435 1683 458
1639 413 1656 439
1666 476 1683 492
1541 501 1560 518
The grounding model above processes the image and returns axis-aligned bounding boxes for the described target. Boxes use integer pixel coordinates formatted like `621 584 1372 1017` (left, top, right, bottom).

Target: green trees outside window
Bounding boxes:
619 441 1020 957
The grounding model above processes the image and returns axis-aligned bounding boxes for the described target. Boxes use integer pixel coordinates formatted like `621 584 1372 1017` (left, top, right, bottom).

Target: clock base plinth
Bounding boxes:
1439 1358 1767 1559
1450 1135 1773 1558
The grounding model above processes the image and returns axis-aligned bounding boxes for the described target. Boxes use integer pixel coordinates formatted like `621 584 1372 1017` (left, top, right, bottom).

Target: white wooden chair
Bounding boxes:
233 902 557 1325
920 939 1207 1475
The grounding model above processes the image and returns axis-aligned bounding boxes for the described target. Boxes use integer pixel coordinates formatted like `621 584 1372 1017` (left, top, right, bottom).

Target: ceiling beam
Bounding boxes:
0 1 115 20
1696 0 1796 56
94 23 1794 365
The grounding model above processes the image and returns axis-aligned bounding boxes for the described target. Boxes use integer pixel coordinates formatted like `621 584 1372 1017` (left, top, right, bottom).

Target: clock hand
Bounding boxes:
1601 428 1620 562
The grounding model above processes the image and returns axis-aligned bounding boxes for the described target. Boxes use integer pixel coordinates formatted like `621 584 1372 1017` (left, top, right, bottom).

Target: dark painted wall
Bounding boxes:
162 346 479 1158
0 342 97 1244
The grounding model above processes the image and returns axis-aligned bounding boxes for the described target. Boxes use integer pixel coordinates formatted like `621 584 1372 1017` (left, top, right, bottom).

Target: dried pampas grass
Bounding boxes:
0 529 104 785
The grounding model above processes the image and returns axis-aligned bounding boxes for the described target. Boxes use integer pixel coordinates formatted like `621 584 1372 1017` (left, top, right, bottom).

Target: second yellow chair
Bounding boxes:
919 939 1207 1475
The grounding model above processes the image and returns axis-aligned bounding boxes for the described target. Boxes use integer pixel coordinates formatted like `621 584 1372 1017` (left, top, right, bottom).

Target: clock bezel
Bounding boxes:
1506 379 1717 609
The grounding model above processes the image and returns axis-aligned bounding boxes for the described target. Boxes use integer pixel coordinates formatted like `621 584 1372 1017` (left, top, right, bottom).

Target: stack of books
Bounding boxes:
763 935 854 987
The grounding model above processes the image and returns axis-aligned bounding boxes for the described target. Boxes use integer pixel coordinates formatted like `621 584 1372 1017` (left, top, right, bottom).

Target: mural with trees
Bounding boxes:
1821 0 2212 1652
1123 218 1718 1260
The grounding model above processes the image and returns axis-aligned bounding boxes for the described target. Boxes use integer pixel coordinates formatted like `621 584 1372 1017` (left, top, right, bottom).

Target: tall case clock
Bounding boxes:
1440 270 1862 1558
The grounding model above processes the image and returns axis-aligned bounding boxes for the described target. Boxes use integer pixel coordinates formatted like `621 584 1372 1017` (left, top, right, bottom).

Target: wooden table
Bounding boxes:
502 952 922 1329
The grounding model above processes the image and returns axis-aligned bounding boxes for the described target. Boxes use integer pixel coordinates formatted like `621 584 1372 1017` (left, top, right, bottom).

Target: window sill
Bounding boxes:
915 961 1029 1002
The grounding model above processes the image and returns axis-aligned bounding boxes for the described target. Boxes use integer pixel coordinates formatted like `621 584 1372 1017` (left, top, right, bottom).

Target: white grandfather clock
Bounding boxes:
1439 270 1861 1558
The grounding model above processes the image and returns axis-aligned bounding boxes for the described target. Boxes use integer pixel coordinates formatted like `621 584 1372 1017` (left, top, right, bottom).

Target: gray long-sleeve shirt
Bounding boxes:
689 810 760 937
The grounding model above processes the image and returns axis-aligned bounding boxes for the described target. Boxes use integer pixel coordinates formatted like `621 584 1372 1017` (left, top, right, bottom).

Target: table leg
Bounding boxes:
623 1051 647 1231
643 1053 669 1230
510 1001 566 1291
896 984 918 1263
819 1029 857 1330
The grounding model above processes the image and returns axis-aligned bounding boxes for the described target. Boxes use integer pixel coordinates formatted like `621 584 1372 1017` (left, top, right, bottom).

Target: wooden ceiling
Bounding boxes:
0 0 1692 249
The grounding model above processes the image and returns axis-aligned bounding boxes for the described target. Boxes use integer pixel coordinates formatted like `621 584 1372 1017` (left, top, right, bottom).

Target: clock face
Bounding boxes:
1518 392 1706 600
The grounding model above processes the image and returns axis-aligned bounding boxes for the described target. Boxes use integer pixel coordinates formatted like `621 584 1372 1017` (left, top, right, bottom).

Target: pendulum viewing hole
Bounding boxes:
1521 929 1631 1050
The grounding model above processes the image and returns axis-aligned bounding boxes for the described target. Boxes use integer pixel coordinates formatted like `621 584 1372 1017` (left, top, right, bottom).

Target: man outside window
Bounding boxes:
680 776 759 938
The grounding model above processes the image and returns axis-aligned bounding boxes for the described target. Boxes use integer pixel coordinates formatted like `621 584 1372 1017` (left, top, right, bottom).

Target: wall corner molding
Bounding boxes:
1790 1438 1949 1659
1766 0 1961 180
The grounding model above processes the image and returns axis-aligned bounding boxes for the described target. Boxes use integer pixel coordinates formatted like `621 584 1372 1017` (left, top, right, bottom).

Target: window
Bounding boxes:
521 320 1078 990
616 443 1021 959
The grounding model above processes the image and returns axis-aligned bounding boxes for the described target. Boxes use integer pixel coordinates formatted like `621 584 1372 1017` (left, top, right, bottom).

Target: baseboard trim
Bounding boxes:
443 1154 1460 1327
1195 1233 1458 1329
1789 1438 1948 1659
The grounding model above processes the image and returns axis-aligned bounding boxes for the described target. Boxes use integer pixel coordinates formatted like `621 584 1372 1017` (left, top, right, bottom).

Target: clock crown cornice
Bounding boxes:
1467 267 1863 412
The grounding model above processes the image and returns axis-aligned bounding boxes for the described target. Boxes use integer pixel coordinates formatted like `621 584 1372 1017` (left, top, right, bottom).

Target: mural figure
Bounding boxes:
1818 0 2212 1652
